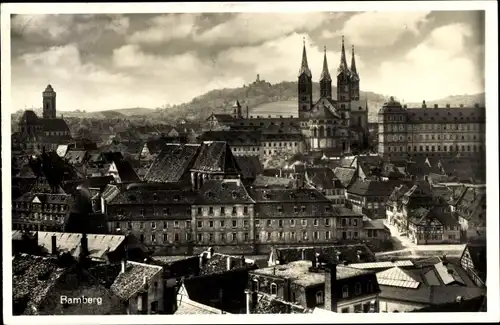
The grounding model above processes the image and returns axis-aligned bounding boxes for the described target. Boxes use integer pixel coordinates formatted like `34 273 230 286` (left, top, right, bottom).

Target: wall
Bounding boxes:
378 298 426 313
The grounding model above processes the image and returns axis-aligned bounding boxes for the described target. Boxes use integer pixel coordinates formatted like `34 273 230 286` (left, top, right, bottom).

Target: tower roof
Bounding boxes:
298 37 312 78
233 100 241 109
350 45 359 81
44 84 54 92
337 36 349 76
320 46 332 82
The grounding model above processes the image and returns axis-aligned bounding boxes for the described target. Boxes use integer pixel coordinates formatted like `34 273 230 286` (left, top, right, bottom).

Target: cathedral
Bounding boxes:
207 36 369 156
13 84 72 153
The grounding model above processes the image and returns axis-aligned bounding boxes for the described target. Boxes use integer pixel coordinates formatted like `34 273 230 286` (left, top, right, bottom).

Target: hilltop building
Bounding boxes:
206 37 369 156
12 85 72 152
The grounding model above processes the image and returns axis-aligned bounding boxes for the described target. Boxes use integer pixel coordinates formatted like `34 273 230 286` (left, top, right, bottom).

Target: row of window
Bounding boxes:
15 203 66 212
387 144 484 153
116 220 191 230
263 142 299 148
140 232 189 243
232 147 259 152
386 133 482 142
19 213 64 222
197 206 249 216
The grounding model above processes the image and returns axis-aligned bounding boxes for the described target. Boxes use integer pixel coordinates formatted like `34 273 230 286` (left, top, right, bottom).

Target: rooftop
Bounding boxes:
110 261 163 301
252 260 372 287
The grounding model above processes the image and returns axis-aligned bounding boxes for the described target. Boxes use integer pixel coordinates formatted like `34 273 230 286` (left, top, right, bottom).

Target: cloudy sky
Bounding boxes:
10 10 485 112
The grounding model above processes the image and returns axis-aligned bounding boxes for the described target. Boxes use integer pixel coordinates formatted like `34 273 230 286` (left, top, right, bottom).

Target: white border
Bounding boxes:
1 1 498 324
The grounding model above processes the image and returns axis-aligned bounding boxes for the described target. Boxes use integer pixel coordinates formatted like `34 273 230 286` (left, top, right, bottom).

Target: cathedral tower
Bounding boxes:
350 45 360 101
336 36 351 123
43 84 56 119
298 38 313 118
319 46 332 99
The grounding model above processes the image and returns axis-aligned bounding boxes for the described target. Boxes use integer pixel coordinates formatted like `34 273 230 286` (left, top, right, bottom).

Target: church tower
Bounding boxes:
43 84 56 119
350 45 360 101
298 38 313 118
336 36 351 124
319 46 332 99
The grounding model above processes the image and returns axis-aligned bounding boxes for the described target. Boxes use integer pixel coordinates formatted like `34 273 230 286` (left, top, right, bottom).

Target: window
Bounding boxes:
232 233 237 241
290 232 296 240
232 207 237 215
140 234 144 242
209 233 214 242
115 222 120 229
151 221 156 229
163 234 168 242
140 209 144 215
325 218 330 226
301 219 307 226
278 220 283 227
220 207 225 215
267 220 272 227
354 304 363 313
267 232 271 240
294 206 298 213
197 221 202 228
270 283 278 295
244 220 249 227
355 283 362 295
316 291 324 305
301 206 306 213
243 206 248 215
174 233 179 242
139 222 144 229
220 220 225 228
209 221 214 228
326 231 331 240
127 222 132 229
302 231 308 240
197 207 202 215
352 219 358 227
342 285 349 298
163 208 169 215
313 219 319 226
341 307 349 313
279 232 284 240
232 220 237 228
255 220 260 227
245 232 249 241
313 231 319 240
197 233 202 241
209 207 214 215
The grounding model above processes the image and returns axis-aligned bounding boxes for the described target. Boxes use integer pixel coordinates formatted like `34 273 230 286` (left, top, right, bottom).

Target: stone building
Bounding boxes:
377 97 486 160
12 85 72 153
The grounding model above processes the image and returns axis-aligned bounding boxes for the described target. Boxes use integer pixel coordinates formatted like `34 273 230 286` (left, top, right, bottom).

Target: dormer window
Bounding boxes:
355 283 362 295
153 193 158 201
232 191 238 199
140 209 144 215
174 195 180 201
316 291 324 305
270 283 277 295
342 285 349 298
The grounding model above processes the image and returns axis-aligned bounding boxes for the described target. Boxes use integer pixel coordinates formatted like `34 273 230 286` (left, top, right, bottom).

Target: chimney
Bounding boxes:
446 104 450 108
356 250 362 262
51 235 57 255
227 256 232 271
80 233 89 257
208 247 214 259
434 104 438 108
121 259 127 274
301 249 306 260
422 100 427 108
324 263 338 312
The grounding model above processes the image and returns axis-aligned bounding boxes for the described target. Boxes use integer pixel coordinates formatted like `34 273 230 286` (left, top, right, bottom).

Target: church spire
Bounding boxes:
298 37 312 78
351 45 359 81
338 35 349 75
320 46 331 82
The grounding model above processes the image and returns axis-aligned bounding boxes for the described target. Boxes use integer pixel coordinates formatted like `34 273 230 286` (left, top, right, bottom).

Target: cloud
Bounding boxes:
128 14 200 44
194 13 332 47
371 23 483 101
327 12 431 47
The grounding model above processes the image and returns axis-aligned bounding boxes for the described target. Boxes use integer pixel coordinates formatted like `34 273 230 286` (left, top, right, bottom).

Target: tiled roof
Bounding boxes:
194 179 255 205
248 187 329 203
464 242 486 281
406 106 485 123
199 253 251 276
191 141 240 174
101 184 121 202
199 130 262 146
252 260 373 287
19 110 40 125
305 167 341 190
309 97 341 119
211 114 234 123
143 144 200 183
112 160 140 183
349 260 414 270
347 179 406 196
234 155 263 180
64 150 88 165
252 175 295 188
407 206 458 226
110 261 163 301
40 118 70 132
333 167 357 188
13 254 65 314
109 183 197 205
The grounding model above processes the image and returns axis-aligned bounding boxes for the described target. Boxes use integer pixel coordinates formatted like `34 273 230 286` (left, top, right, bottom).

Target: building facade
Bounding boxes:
378 98 486 159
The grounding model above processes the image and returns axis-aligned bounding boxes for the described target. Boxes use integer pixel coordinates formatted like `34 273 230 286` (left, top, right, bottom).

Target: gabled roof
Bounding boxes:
109 183 196 206
305 167 341 190
461 241 486 282
191 141 240 174
347 179 405 197
309 97 341 119
19 110 40 125
333 167 357 188
234 155 263 180
110 261 163 301
111 160 140 183
40 118 70 132
199 130 262 146
376 266 421 289
143 144 200 183
194 179 255 205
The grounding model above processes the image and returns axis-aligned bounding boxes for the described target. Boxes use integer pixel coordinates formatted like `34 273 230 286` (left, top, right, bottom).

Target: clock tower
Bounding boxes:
298 38 313 119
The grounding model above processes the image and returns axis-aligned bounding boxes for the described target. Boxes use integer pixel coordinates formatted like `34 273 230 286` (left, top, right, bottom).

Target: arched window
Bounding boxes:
270 283 277 295
342 285 349 298
316 291 324 304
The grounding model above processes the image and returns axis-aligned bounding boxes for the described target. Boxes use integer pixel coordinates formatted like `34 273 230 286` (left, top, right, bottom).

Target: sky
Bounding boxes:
10 10 485 112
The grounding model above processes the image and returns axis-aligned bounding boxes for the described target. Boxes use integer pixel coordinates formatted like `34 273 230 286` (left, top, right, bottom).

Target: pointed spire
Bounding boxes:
338 35 349 75
351 45 358 75
320 46 331 81
298 37 312 78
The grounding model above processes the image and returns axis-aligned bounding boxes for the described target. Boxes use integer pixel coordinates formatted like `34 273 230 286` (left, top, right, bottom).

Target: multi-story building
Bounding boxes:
12 85 72 153
191 179 256 254
246 258 380 313
206 37 369 155
106 183 197 255
248 176 335 254
198 131 262 157
304 167 346 206
406 207 460 245
448 186 486 241
377 98 486 159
